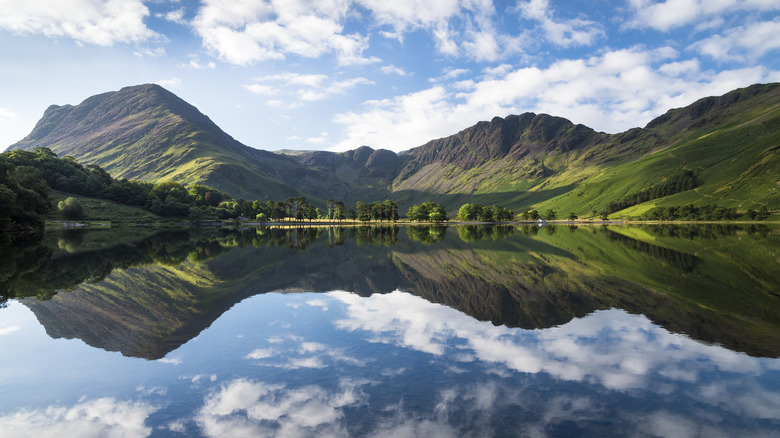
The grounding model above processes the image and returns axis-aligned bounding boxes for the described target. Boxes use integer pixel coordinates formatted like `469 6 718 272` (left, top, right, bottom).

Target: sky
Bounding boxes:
0 0 779 154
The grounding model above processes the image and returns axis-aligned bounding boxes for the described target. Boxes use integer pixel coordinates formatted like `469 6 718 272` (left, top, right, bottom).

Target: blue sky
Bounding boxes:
1 0 778 153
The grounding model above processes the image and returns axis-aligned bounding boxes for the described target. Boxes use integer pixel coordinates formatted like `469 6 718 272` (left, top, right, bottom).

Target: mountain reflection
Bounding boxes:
6 290 776 437
2 223 779 359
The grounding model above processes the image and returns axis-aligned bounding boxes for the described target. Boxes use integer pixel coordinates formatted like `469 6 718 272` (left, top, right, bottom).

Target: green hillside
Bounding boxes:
541 83 780 217
8 82 779 215
391 83 780 215
10 84 310 201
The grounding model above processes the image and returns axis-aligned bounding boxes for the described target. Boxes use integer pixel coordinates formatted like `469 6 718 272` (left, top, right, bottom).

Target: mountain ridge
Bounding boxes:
9 82 779 214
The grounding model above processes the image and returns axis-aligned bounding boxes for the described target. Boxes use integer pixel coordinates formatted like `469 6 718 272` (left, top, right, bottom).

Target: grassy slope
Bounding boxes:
12 85 308 202
48 191 161 223
11 83 780 214
537 84 780 216
389 84 780 215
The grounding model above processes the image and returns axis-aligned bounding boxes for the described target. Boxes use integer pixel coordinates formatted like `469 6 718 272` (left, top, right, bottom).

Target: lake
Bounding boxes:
1 224 779 437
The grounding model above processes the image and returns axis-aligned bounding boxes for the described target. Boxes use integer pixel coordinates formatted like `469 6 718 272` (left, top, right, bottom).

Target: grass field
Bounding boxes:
48 191 162 224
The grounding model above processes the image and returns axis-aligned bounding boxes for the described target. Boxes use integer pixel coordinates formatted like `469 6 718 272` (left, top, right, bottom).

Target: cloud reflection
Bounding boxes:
0 325 19 336
329 290 780 424
196 378 364 438
245 335 368 370
0 397 157 438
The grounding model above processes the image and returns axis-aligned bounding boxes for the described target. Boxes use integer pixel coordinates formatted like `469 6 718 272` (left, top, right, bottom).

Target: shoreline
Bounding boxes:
42 218 779 231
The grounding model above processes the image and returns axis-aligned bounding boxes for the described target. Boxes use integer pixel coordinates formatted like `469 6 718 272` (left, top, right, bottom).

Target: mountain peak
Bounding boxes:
404 112 597 170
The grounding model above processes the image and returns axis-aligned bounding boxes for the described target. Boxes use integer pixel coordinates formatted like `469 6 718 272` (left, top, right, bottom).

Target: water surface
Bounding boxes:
1 224 778 437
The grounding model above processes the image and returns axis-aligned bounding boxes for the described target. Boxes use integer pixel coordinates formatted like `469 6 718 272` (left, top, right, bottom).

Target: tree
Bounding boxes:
147 181 191 216
545 209 556 220
0 158 51 235
334 201 346 221
407 202 447 222
457 203 480 221
428 204 447 222
306 205 318 222
356 201 370 222
326 199 335 220
58 197 85 220
568 212 578 221
190 185 223 207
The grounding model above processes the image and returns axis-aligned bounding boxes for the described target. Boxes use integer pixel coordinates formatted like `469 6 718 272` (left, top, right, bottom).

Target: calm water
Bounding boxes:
0 224 779 437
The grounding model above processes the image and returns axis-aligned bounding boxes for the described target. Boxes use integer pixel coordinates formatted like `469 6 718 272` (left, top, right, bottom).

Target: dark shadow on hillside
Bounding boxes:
391 184 578 212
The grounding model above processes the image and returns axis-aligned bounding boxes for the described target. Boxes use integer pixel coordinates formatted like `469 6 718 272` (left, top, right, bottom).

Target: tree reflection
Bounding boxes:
3 223 779 358
407 225 447 244
456 225 514 242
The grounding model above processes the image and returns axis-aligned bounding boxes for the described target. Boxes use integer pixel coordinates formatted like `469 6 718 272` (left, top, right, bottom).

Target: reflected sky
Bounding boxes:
1 289 779 437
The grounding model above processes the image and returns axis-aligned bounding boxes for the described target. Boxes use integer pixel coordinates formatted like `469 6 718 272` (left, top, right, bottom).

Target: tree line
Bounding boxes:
643 204 769 221
1 148 771 236
0 148 452 228
600 170 697 217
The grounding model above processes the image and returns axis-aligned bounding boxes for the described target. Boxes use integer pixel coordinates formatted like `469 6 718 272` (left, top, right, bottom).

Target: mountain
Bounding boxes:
388 82 780 214
9 83 779 214
8 84 398 203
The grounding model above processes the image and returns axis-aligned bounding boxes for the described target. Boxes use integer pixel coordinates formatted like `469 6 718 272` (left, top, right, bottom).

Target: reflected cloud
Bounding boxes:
196 378 365 438
0 397 157 438
245 348 277 359
0 325 19 336
157 357 182 365
245 336 368 370
330 290 780 422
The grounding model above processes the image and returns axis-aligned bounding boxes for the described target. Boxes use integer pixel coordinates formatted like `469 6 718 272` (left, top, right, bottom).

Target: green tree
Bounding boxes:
334 201 346 221
545 209 556 220
326 199 335 220
568 212 578 221
356 201 370 222
0 158 51 234
306 205 318 221
147 181 191 216
190 185 223 207
58 197 85 220
457 203 480 221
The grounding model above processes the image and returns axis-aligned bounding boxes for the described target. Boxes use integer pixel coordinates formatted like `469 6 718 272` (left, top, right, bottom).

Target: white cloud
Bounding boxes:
361 0 526 61
306 133 329 145
358 0 462 39
380 65 408 75
155 77 181 88
332 46 776 151
442 68 470 80
157 8 187 25
0 0 158 46
193 0 376 66
0 397 158 438
133 46 165 57
627 0 780 31
243 84 277 96
516 0 603 47
244 73 373 107
692 19 780 61
179 58 217 69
